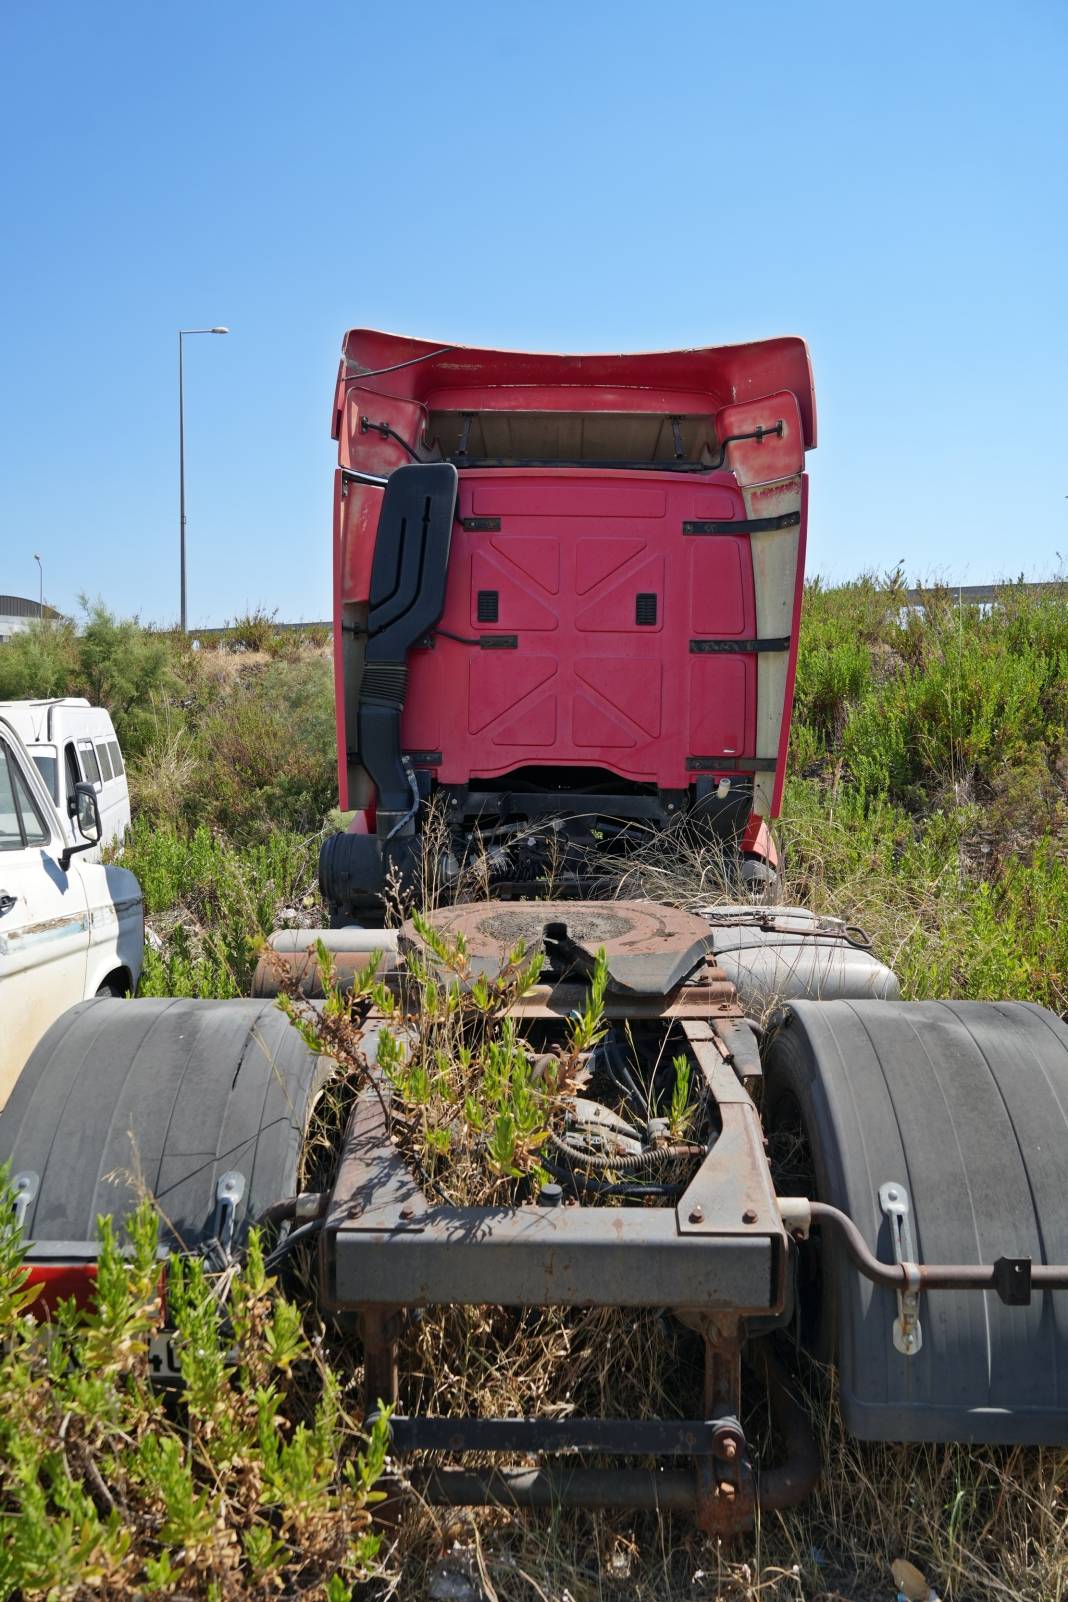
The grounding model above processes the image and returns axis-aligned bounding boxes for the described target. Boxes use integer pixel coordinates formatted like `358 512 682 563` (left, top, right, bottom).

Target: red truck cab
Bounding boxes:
324 330 815 919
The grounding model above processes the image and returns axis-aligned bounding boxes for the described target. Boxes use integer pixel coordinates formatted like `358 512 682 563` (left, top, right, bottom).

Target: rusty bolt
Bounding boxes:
689 1204 705 1224
742 1207 758 1224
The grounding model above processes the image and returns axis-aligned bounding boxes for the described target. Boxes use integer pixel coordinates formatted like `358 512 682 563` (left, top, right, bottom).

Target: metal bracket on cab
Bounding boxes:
880 1181 923 1357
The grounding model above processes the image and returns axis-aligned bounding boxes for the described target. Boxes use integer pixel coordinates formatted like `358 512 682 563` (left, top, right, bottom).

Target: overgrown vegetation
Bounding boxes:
0 1178 387 1601
0 605 335 838
2 579 1067 1599
783 576 1068 1012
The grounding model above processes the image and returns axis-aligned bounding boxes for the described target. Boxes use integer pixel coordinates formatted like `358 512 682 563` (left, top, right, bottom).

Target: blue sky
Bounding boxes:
1 1 1065 626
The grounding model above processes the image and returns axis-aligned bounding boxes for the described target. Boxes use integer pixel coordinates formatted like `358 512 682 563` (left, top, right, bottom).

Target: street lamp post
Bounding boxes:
179 326 229 632
33 553 43 614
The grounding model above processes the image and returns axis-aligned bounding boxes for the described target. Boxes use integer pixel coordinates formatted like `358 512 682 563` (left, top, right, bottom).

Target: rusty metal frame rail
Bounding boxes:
407 1343 819 1519
316 988 808 1534
381 1414 739 1456
321 1019 788 1316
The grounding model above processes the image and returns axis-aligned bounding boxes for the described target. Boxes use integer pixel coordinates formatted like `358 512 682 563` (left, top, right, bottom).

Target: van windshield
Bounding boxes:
30 750 59 802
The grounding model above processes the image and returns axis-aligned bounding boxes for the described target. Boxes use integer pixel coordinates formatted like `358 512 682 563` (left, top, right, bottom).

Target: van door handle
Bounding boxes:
0 893 15 917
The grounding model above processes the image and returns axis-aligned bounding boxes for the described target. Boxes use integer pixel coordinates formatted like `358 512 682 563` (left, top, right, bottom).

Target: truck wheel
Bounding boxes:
0 998 335 1257
763 998 1068 1444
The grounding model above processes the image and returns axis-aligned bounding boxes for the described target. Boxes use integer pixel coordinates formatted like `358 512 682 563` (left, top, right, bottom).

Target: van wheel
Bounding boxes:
95 974 128 998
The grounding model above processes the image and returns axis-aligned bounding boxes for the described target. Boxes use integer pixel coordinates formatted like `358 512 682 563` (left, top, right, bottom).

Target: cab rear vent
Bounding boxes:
636 593 658 626
477 590 499 623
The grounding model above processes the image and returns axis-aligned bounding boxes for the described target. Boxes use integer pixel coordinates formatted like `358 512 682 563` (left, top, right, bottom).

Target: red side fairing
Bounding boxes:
23 1262 98 1318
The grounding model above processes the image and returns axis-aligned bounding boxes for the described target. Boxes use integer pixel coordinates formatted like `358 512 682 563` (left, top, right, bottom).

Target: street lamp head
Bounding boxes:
211 326 230 335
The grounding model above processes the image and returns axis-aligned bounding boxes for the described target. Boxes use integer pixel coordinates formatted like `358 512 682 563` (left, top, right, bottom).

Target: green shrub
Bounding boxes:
0 603 177 758
122 820 322 997
194 658 336 840
0 1176 386 1600
225 606 280 653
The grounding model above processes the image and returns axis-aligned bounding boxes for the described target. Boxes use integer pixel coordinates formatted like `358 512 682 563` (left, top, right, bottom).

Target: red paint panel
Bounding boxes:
471 483 668 519
24 1263 98 1318
576 658 663 739
399 470 756 788
465 654 559 736
690 541 748 636
740 814 778 868
720 392 804 487
575 538 645 594
688 656 752 757
575 554 664 633
470 548 559 631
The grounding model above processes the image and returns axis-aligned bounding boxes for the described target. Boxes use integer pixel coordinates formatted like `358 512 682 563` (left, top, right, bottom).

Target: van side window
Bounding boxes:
78 741 101 786
0 741 49 850
64 743 81 803
96 742 113 782
108 740 124 777
31 753 59 802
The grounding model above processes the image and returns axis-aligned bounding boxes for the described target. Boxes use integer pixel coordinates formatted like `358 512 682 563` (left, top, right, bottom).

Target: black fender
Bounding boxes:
0 998 333 1257
763 998 1068 1444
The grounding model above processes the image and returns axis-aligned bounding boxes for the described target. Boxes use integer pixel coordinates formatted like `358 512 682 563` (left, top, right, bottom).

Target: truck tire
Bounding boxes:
0 997 334 1257
763 998 1068 1444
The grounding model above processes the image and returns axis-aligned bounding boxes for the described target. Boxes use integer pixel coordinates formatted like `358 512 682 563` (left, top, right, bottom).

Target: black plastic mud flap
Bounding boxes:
763 1000 1068 1444
358 463 458 815
0 999 333 1258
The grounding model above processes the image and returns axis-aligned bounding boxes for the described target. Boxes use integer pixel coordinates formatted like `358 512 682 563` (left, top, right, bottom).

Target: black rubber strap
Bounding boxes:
687 756 778 772
689 638 790 654
682 512 801 535
435 628 518 649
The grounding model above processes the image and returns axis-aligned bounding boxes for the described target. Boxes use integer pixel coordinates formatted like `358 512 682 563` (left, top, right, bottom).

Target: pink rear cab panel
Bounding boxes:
401 470 756 791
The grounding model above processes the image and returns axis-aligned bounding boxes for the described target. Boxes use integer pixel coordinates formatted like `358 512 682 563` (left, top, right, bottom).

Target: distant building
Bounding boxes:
0 595 61 644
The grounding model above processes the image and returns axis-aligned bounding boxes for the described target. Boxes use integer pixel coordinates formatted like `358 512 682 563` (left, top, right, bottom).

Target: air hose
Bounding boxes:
548 1129 704 1174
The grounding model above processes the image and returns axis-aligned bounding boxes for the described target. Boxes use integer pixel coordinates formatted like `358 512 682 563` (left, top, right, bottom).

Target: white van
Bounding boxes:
0 699 131 856
0 713 144 1108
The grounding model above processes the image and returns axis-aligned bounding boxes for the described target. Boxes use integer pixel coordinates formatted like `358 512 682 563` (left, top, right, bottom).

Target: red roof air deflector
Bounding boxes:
334 329 817 449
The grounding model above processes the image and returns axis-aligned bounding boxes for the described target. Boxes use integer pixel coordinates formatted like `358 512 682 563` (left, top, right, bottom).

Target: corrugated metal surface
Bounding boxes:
0 595 58 620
